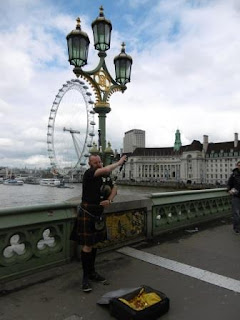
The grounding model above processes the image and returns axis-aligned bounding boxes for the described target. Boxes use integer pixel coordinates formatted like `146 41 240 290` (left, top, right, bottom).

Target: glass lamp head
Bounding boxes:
114 43 133 86
91 6 112 52
66 17 90 68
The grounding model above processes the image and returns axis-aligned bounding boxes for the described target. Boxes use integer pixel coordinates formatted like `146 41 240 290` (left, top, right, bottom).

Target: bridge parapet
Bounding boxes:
0 199 149 283
151 188 231 236
0 203 76 283
0 188 231 283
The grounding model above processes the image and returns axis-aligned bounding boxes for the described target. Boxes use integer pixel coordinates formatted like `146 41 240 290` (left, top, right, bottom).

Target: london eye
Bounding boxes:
47 79 96 176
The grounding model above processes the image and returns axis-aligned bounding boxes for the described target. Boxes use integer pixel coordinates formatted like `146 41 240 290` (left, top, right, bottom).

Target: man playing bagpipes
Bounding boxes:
70 154 127 292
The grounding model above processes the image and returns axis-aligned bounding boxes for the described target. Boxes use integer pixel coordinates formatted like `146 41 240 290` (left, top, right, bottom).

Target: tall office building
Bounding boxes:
123 129 145 153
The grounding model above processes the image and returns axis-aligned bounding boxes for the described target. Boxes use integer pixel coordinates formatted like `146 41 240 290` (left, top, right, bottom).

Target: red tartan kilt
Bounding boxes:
70 206 107 246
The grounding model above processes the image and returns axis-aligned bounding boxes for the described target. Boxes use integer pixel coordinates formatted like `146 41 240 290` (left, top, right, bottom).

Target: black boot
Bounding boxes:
89 248 109 284
81 251 92 292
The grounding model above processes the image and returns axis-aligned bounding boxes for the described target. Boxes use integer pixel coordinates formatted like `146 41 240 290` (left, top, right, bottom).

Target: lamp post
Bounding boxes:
66 6 133 165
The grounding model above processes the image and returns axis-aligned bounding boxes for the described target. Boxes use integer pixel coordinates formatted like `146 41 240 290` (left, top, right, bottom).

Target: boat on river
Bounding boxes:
40 178 61 187
3 179 24 186
57 183 74 189
24 177 40 185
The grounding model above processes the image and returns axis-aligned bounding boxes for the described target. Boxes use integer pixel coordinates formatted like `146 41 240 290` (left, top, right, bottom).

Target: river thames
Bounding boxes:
0 183 173 208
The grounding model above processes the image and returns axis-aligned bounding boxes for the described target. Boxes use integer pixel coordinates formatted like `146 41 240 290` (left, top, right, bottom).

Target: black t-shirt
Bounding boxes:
82 167 103 204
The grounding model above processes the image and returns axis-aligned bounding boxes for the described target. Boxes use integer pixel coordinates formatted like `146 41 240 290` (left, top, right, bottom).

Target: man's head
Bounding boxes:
89 155 103 169
237 161 240 170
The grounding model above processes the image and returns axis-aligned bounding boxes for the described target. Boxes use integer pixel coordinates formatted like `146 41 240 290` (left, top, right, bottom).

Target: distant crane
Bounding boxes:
63 127 82 159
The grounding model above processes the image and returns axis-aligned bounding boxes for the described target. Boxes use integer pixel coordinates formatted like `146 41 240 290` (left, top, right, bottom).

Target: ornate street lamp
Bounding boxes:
66 6 133 165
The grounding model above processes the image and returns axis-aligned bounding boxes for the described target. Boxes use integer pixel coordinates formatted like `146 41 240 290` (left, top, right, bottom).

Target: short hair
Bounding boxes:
237 160 240 165
88 154 97 163
89 154 96 161
88 154 101 165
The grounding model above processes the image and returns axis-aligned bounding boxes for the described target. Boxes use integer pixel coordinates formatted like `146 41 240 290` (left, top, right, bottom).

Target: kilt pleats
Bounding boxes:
70 205 106 246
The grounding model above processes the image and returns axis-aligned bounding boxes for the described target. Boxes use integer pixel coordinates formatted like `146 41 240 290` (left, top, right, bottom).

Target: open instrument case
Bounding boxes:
109 285 170 320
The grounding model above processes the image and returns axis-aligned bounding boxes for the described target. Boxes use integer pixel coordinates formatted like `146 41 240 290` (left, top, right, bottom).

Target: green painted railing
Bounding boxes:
0 200 147 283
0 188 231 283
151 188 231 236
0 203 76 283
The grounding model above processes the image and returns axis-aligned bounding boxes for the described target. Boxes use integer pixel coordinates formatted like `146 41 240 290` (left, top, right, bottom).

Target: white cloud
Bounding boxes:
108 0 240 145
24 155 50 166
1 0 240 168
0 138 14 147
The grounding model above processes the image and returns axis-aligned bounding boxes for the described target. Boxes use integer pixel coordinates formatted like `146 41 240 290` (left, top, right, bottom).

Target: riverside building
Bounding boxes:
120 130 240 186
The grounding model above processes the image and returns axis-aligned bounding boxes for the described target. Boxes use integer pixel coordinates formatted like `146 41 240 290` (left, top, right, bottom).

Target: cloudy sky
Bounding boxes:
1 0 240 169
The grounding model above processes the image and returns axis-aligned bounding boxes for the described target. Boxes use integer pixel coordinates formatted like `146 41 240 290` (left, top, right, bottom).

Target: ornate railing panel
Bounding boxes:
0 203 76 282
151 188 231 236
0 200 148 282
100 208 146 248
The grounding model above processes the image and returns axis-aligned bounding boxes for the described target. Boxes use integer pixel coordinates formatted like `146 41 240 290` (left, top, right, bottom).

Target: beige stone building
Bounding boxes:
120 130 240 185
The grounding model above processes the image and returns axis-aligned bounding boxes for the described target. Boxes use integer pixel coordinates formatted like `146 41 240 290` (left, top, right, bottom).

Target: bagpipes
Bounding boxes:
100 156 127 200
98 129 127 200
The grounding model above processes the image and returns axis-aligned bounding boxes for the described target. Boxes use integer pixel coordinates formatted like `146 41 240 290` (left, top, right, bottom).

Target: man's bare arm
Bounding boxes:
94 155 127 177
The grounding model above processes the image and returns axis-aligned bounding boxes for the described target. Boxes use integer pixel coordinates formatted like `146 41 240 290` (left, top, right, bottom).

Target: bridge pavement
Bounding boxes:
1 218 240 320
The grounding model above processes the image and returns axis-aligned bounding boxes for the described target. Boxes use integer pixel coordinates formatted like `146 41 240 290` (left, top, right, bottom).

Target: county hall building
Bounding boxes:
120 129 240 186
